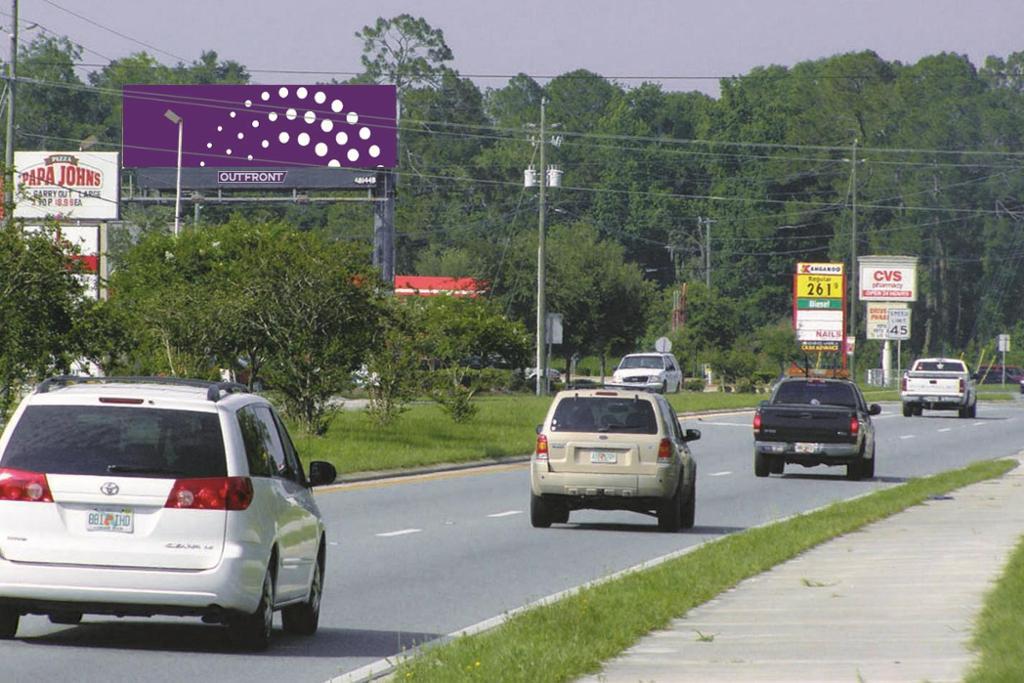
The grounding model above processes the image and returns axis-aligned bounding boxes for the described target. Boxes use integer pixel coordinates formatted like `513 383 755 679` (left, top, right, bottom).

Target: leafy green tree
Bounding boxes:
0 224 86 420
416 296 529 422
354 14 454 92
362 298 427 427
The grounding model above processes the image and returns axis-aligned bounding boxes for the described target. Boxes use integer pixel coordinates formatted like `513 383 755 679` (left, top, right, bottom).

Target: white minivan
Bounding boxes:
0 376 337 650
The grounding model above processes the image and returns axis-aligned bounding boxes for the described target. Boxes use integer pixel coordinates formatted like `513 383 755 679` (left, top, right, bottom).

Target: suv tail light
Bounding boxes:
535 434 549 461
849 416 860 436
753 411 762 433
0 468 54 502
165 477 253 510
657 438 673 463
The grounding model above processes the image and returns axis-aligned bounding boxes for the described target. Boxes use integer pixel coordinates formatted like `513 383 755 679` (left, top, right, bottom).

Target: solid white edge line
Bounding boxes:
375 528 422 538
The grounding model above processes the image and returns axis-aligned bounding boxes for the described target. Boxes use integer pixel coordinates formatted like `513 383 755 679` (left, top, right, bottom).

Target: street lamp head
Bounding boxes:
163 109 182 125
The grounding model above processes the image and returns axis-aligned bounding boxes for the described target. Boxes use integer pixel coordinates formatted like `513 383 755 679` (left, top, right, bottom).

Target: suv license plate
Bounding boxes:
87 508 135 534
794 442 820 454
590 452 618 464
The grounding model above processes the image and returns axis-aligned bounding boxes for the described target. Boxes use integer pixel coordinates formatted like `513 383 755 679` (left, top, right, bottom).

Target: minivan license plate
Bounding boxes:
87 508 134 534
590 451 618 464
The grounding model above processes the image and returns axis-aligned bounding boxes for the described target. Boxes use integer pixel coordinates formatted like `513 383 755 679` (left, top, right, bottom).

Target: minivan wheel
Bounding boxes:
229 570 274 651
0 607 18 639
282 557 322 636
658 484 683 532
530 494 553 528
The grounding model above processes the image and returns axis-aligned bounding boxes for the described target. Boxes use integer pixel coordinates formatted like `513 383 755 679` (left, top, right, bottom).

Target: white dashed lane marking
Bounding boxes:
376 528 422 538
487 510 523 518
709 471 732 477
900 435 916 440
938 428 952 433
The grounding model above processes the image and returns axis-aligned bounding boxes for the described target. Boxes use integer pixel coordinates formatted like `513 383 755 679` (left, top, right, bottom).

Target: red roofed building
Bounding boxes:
393 275 484 298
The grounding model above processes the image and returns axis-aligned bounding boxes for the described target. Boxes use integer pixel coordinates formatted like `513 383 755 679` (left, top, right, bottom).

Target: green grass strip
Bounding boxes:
966 530 1024 681
395 458 1015 683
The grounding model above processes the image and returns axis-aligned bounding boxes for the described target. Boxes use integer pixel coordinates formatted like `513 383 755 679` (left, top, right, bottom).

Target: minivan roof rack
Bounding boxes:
35 376 250 402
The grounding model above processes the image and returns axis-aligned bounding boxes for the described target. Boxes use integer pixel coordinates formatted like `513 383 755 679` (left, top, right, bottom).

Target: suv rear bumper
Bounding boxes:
604 380 665 393
0 542 266 618
530 463 678 499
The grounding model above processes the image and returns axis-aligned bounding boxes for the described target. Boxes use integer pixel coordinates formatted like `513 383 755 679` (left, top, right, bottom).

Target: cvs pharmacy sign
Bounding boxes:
858 256 918 302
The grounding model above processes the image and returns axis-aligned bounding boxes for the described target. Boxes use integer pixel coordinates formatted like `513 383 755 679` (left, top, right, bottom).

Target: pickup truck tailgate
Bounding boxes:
757 405 856 442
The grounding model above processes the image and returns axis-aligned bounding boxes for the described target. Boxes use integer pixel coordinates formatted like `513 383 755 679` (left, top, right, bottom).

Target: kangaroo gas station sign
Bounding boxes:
793 262 846 353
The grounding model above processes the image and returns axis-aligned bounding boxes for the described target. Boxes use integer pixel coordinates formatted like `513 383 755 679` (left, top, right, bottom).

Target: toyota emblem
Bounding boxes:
100 482 119 496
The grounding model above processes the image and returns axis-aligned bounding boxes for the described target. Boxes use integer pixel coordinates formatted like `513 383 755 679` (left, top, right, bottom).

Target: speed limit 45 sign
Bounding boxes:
886 307 911 340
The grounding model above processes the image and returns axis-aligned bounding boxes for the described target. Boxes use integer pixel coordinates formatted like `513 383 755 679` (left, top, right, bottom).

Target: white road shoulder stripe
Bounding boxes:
376 528 422 538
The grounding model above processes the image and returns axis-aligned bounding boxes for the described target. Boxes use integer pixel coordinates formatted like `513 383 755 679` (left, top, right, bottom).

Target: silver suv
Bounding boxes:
0 376 338 650
530 388 700 531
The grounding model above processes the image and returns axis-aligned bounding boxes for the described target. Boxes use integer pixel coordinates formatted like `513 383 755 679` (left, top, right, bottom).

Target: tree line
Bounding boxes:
3 15 1024 409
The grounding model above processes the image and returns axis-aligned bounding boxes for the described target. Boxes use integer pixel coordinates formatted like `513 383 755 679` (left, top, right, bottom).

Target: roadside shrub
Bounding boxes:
684 378 706 392
736 379 757 394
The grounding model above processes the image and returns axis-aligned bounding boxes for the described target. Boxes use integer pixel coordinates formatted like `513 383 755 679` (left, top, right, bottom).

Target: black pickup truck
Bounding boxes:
753 377 881 480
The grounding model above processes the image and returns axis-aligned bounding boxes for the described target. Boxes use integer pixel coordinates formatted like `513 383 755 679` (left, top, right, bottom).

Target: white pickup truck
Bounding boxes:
900 357 977 418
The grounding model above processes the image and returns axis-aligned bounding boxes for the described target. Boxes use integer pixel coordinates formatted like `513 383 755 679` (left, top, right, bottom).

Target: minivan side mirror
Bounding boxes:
683 428 701 442
307 461 337 487
869 404 882 416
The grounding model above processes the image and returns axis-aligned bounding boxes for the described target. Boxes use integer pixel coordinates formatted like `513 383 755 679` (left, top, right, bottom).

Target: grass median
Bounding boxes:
392 457 1016 683
290 392 767 475
967 529 1024 681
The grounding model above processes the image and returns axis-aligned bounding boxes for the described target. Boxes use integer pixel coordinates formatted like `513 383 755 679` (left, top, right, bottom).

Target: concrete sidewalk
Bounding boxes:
583 458 1024 683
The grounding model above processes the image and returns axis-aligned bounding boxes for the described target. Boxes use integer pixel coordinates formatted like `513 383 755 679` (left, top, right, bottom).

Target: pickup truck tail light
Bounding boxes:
849 416 860 436
753 411 762 433
900 376 907 392
959 378 965 393
657 438 673 463
535 434 549 461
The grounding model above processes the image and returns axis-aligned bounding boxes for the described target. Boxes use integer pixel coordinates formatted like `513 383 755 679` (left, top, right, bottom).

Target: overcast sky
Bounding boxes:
15 0 1024 97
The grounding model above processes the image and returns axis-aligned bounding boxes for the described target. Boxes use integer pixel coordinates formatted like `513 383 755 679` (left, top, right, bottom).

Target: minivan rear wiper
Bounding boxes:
106 464 184 475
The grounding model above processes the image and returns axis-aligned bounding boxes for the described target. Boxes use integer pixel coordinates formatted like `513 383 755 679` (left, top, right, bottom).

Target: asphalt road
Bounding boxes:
3 399 1022 682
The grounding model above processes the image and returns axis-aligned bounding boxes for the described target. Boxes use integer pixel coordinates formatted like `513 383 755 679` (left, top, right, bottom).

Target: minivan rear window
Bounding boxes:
1 406 227 478
551 397 658 434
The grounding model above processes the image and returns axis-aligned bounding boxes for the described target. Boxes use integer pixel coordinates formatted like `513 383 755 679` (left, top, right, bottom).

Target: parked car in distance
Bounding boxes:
900 357 977 418
605 352 683 393
977 364 1024 385
530 388 701 531
523 367 563 383
753 376 880 480
0 376 338 650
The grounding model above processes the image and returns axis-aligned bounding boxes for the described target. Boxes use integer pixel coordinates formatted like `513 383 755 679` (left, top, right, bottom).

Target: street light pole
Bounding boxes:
163 109 183 237
535 97 547 396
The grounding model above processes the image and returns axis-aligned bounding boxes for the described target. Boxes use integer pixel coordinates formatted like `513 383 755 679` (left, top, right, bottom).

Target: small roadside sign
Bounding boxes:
885 307 911 340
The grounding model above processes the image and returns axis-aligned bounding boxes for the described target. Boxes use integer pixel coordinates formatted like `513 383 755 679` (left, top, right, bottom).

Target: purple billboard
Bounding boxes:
123 84 396 169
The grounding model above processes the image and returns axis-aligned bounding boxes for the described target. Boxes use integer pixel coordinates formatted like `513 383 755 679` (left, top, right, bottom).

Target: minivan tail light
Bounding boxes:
0 468 54 502
535 434 549 461
165 477 253 510
657 438 672 463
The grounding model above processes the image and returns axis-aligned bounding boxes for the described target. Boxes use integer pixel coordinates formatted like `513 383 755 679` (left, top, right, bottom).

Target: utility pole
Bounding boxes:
4 0 17 219
849 138 858 380
535 97 547 396
698 216 714 289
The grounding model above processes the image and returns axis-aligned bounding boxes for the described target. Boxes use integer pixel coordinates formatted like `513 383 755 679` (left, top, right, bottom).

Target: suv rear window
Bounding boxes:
550 397 659 434
1 405 227 478
619 356 665 370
